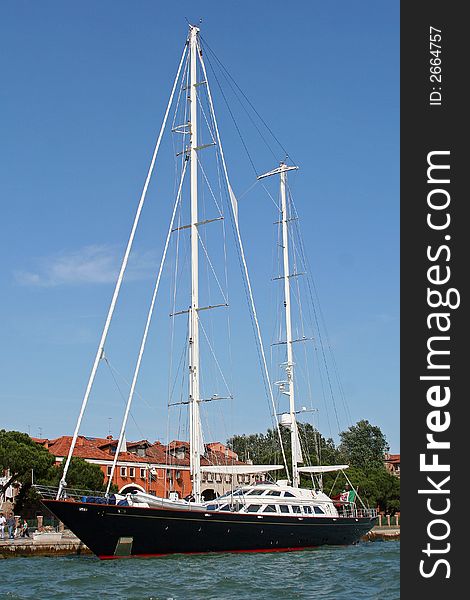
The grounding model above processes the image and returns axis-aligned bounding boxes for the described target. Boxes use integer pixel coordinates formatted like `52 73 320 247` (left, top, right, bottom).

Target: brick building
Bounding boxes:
384 453 400 478
33 435 268 500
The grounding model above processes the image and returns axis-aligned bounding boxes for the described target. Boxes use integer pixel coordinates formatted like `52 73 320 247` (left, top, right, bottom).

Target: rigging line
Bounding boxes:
286 199 315 415
285 204 332 438
105 158 189 495
196 154 223 215
214 144 235 401
58 40 189 499
167 191 182 408
289 189 346 432
289 210 341 434
103 357 147 441
200 35 291 164
171 50 190 131
198 45 291 482
200 41 278 166
196 228 228 305
289 196 350 430
104 358 157 417
168 338 189 406
237 179 259 201
195 89 217 146
172 54 191 195
198 315 233 399
200 43 259 178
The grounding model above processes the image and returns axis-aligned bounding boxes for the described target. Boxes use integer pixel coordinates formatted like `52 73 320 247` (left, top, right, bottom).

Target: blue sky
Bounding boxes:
1 2 399 453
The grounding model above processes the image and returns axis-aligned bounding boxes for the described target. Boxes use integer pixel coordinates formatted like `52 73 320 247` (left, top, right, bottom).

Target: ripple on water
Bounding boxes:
0 542 399 600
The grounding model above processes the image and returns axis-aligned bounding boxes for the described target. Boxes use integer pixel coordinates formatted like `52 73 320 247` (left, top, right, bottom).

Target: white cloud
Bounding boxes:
15 244 158 287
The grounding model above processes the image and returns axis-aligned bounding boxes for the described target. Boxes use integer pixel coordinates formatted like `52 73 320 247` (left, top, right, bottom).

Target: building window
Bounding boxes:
207 473 213 483
225 475 232 484
140 468 146 479
107 466 112 476
120 467 127 478
129 467 135 478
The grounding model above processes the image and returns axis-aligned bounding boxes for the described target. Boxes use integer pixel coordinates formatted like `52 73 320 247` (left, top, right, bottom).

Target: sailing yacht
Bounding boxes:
39 24 377 558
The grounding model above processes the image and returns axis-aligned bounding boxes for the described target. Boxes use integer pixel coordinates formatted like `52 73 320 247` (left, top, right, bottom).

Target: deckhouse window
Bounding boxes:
292 505 301 514
247 489 264 496
266 490 281 496
303 506 312 514
284 491 295 497
313 506 325 514
280 505 290 513
246 504 261 513
263 505 277 513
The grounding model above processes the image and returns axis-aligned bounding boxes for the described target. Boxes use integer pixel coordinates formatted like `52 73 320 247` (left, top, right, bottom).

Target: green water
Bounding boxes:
0 541 399 600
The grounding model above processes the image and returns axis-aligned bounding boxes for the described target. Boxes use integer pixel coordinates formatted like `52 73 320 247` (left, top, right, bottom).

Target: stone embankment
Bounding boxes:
361 526 400 541
0 531 91 558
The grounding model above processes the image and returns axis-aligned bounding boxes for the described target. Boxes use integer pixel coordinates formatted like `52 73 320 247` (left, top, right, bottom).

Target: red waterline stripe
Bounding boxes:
98 546 315 560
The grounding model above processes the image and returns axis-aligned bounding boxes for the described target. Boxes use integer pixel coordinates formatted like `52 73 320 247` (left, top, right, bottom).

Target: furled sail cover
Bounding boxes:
200 465 283 474
292 420 304 465
298 465 349 474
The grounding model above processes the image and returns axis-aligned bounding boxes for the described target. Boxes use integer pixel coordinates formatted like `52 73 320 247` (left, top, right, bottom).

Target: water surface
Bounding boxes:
0 541 399 600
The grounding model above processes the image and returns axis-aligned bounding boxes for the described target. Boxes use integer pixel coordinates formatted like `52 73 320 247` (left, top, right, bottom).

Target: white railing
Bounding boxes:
337 506 378 519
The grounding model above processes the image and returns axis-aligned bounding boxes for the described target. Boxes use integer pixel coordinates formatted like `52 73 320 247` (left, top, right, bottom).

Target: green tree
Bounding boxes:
51 457 106 491
227 422 343 482
227 420 399 512
338 419 389 471
0 430 55 496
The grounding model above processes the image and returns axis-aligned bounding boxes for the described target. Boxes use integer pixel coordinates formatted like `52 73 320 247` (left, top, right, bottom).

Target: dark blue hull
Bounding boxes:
43 499 377 559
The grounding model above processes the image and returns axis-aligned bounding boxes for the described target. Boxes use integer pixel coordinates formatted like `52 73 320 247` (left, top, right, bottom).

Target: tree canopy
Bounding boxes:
227 419 399 513
338 419 390 471
50 457 105 491
0 430 55 496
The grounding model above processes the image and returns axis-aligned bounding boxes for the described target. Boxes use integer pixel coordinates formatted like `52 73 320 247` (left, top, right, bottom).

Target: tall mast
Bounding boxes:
258 162 300 487
279 164 300 488
188 24 202 502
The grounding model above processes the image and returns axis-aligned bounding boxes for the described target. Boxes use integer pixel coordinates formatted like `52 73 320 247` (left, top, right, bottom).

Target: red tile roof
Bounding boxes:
33 435 250 468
